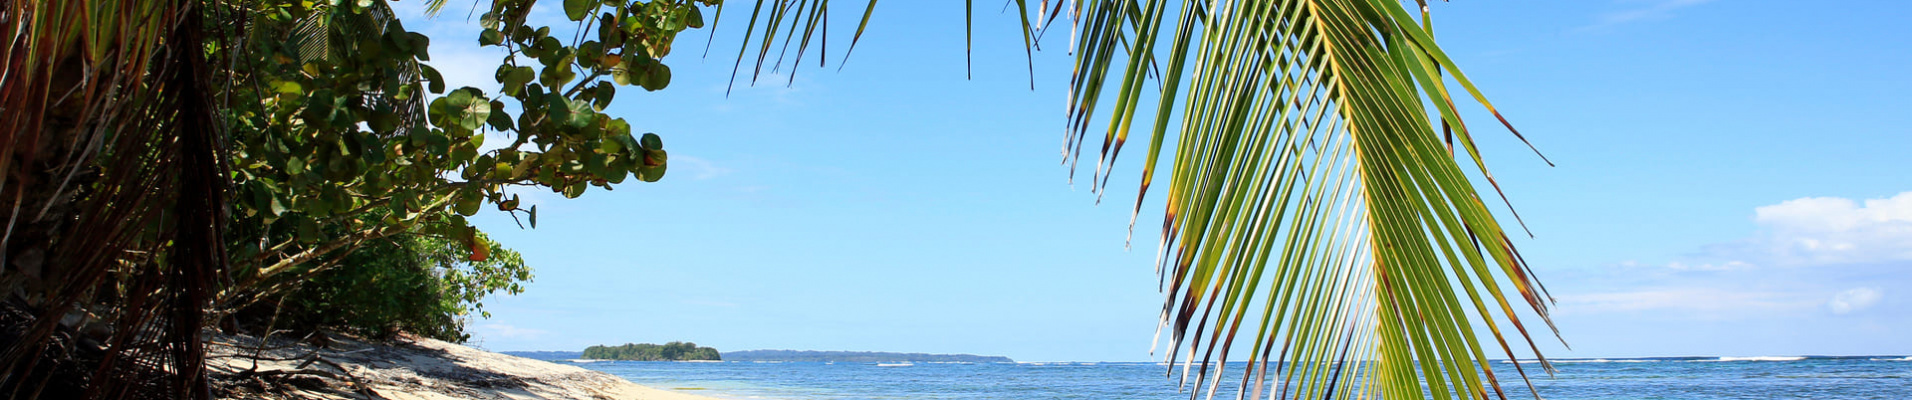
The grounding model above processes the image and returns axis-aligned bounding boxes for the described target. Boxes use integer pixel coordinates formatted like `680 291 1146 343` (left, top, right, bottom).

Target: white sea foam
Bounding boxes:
1554 359 1660 364
1707 356 1806 362
1868 356 1912 361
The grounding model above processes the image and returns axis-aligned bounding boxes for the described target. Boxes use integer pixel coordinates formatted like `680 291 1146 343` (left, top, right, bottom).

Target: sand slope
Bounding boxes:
208 334 720 400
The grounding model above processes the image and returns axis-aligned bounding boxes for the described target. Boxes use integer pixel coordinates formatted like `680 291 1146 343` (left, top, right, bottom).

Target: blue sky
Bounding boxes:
401 0 1912 361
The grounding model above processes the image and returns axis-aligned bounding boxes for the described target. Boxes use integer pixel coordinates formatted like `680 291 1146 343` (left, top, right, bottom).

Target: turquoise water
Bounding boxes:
566 357 1912 399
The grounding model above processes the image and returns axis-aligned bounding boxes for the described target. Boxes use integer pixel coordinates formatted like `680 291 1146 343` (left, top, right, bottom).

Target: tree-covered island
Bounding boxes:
581 342 721 361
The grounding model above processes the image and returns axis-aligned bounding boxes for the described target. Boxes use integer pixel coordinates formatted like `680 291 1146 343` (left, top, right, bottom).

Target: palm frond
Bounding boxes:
0 0 232 398
720 1 1561 399
1082 2 1562 399
712 0 885 93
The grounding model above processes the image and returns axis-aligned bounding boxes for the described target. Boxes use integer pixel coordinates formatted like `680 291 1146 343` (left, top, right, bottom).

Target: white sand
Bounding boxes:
208 334 723 400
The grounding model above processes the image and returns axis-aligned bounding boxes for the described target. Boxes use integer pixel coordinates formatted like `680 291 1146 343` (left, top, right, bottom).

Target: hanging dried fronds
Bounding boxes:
0 0 231 397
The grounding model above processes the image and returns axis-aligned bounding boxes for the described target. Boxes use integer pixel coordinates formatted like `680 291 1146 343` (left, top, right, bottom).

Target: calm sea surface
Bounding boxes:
557 356 1912 400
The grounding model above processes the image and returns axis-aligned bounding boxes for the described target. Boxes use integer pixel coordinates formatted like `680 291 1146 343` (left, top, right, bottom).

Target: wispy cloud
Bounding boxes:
475 323 549 340
711 71 812 110
1571 191 1912 319
1665 260 1754 271
1584 0 1717 30
1558 288 1816 316
1828 287 1884 315
673 155 734 180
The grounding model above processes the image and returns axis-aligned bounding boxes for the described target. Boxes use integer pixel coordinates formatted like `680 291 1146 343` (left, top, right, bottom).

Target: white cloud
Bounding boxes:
1828 288 1884 315
1572 192 1910 323
1558 288 1814 315
1750 191 1912 265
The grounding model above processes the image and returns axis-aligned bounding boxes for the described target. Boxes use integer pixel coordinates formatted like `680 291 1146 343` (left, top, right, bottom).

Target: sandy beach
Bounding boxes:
207 334 721 400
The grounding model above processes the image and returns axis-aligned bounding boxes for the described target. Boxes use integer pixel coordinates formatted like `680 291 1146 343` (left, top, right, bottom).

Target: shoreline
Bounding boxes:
207 333 724 400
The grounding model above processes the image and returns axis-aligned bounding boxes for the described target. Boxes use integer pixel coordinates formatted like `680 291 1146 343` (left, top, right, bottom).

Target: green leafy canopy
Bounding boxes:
219 0 708 323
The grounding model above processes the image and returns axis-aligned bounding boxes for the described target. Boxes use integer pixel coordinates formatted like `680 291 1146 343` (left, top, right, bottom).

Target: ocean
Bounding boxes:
548 356 1912 399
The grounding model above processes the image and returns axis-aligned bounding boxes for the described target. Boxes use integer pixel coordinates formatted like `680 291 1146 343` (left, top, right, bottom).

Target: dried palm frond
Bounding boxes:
0 0 231 398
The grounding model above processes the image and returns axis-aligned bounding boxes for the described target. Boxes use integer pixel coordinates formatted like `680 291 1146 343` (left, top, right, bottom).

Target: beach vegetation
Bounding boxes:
253 233 530 343
212 0 699 316
1 0 708 395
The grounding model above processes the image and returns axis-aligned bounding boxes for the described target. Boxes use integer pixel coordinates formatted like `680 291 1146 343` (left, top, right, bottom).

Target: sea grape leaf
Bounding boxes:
564 0 593 21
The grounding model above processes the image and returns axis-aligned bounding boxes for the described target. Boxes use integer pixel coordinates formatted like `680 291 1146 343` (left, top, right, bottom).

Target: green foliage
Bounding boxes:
581 342 720 361
278 233 530 342
216 0 717 335
221 0 705 277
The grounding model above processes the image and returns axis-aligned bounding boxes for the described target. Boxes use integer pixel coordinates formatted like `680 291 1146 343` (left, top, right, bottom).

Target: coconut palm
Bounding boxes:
722 1 1562 399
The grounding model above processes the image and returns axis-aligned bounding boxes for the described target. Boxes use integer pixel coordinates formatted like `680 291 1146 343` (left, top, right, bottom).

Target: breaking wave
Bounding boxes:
1705 356 1807 362
1555 359 1661 364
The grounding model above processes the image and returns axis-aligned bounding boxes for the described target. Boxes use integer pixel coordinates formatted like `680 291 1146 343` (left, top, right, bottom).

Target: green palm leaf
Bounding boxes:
727 1 1561 398
1078 3 1564 399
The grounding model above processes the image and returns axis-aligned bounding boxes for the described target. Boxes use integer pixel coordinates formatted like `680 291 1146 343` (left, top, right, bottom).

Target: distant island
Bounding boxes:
582 342 721 361
723 350 1012 363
